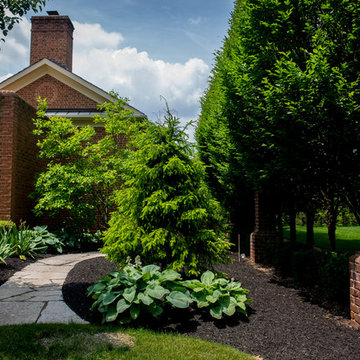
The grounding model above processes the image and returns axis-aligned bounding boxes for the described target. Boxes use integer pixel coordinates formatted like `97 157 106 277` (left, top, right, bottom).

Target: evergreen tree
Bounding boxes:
102 106 231 276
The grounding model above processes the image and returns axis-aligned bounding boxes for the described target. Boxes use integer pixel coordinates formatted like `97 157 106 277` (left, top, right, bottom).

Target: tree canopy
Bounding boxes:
196 0 360 249
0 0 45 41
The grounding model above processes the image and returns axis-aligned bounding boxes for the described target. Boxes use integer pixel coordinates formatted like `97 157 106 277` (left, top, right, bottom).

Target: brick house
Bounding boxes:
0 11 144 225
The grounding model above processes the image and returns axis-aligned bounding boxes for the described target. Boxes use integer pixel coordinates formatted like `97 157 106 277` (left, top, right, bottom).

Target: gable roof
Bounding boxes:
0 58 145 117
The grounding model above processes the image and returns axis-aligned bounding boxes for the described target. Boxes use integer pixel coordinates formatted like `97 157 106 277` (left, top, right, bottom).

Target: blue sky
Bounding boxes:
0 0 234 136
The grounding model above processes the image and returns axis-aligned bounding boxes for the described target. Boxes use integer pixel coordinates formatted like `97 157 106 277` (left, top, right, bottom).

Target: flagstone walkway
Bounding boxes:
0 252 103 325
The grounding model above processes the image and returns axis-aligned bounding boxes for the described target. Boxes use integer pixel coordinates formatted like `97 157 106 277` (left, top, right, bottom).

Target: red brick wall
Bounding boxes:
350 252 360 330
250 191 277 263
93 127 128 148
0 91 15 220
17 74 98 109
0 91 128 229
0 91 43 224
31 15 74 71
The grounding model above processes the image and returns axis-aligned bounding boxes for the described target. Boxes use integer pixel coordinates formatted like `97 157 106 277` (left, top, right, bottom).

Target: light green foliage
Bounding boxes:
87 258 192 324
0 220 15 228
102 106 231 276
33 96 133 231
0 223 63 262
0 0 45 41
0 324 254 360
0 222 46 259
0 238 15 264
183 270 252 319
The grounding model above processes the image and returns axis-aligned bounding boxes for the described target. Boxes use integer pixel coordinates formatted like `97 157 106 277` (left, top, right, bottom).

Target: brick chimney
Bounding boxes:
30 12 74 71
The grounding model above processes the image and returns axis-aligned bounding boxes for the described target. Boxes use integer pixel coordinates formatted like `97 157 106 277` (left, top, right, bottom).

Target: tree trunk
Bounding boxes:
306 209 314 249
289 206 296 246
277 211 283 242
326 199 337 251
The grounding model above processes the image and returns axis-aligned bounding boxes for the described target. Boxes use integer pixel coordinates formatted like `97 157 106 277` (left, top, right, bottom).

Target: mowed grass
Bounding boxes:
0 323 255 360
283 226 360 253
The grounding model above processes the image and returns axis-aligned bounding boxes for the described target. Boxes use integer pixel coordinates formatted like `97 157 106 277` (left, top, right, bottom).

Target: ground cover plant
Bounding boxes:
88 257 251 324
283 226 360 253
0 324 254 360
0 222 63 264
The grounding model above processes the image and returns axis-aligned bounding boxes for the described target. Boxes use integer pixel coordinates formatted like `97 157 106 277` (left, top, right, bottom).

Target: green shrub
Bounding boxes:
32 96 132 232
2 223 47 258
317 250 349 300
263 238 349 303
0 240 15 264
57 228 102 251
102 107 231 276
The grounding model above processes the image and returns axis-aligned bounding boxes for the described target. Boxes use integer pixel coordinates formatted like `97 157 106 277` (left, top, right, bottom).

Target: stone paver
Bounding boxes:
0 252 104 326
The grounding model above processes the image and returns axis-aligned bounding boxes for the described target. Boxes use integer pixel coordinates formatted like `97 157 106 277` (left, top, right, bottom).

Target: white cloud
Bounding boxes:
72 22 209 127
0 18 30 75
73 21 124 50
0 19 209 137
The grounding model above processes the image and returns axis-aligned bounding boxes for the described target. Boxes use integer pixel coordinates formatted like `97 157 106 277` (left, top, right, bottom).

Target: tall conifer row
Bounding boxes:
102 106 231 276
197 0 360 249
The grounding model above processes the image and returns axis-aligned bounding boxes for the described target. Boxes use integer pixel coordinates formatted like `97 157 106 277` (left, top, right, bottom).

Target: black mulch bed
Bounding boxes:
63 255 360 360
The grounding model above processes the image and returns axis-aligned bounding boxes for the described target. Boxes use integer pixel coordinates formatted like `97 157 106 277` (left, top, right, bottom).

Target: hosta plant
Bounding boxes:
183 270 252 319
30 226 64 253
87 259 192 324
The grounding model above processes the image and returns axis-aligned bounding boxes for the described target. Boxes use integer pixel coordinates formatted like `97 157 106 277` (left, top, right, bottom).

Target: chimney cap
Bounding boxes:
46 10 59 15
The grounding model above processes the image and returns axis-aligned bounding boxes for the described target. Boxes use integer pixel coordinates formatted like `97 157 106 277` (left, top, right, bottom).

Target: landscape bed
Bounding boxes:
62 253 360 360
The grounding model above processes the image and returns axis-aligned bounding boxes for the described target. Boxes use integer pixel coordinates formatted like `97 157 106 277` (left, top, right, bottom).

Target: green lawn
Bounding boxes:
283 226 360 253
0 324 254 360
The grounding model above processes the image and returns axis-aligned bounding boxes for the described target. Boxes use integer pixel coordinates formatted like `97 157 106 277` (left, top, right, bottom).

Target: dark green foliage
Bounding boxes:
196 0 360 243
264 238 349 303
0 0 45 41
57 228 102 252
102 107 231 276
196 63 254 242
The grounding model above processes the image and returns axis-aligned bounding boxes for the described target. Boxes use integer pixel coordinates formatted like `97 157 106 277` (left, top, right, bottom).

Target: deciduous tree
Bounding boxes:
0 0 45 41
